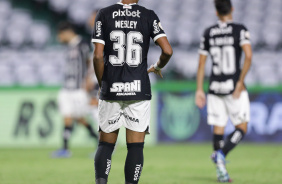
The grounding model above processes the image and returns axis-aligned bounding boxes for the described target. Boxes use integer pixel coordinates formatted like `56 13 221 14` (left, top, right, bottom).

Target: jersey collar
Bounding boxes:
218 20 233 28
117 2 137 6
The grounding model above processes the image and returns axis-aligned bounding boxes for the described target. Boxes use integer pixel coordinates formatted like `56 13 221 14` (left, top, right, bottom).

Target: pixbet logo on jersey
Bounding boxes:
110 80 141 96
112 9 141 19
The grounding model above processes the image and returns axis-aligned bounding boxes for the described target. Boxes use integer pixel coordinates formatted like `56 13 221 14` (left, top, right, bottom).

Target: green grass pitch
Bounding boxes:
0 144 281 184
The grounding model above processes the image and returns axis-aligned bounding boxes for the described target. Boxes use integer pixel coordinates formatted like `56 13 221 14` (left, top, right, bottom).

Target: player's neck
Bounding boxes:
120 0 138 5
218 14 233 23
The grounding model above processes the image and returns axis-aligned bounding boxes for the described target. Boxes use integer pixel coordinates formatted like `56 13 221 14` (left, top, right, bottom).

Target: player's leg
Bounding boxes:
222 90 250 157
207 94 228 151
63 117 73 150
77 117 98 139
125 129 146 184
221 122 247 156
95 130 119 184
207 94 231 182
95 100 123 184
53 90 73 157
213 126 225 151
123 100 150 184
74 89 98 139
52 117 73 158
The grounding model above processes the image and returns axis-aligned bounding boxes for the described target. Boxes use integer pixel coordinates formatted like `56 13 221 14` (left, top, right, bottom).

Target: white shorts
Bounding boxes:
98 100 151 134
58 89 89 118
207 90 250 127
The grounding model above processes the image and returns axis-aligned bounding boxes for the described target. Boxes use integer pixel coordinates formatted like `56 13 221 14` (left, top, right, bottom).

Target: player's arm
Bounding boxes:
233 44 252 99
93 43 104 87
195 29 209 109
195 54 207 109
147 11 173 78
92 9 105 88
148 37 173 78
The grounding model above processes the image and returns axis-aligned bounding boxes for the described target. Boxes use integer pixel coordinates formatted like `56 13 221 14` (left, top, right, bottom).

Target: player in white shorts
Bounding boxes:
195 0 253 182
53 22 98 158
92 0 173 183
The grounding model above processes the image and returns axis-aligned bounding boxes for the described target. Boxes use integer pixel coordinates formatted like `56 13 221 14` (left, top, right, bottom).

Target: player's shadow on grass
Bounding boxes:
188 176 217 183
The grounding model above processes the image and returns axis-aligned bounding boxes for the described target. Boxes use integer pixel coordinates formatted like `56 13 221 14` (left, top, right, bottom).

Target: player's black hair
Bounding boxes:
214 0 232 16
57 21 76 33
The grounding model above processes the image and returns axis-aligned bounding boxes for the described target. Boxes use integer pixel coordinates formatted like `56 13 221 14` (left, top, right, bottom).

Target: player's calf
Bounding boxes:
95 142 115 183
222 127 246 156
213 134 224 151
124 143 144 184
63 125 73 150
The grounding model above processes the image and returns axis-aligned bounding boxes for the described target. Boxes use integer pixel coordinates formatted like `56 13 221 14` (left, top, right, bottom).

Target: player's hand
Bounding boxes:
195 90 206 109
232 81 244 99
147 65 163 78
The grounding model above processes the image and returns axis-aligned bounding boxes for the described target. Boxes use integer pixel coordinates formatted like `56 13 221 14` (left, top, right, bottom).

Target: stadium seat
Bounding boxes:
49 0 69 12
68 3 92 25
0 0 12 19
0 61 15 86
28 22 51 48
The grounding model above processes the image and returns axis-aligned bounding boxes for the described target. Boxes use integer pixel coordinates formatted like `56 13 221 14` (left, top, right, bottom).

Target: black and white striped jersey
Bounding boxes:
92 2 166 101
63 36 90 90
199 21 251 95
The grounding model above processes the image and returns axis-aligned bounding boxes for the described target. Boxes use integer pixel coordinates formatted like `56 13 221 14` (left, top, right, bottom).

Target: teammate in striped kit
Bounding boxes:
52 22 98 158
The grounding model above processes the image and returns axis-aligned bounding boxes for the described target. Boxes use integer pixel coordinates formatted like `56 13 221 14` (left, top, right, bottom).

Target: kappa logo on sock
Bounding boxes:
105 159 111 175
231 131 242 144
133 164 142 181
219 140 225 148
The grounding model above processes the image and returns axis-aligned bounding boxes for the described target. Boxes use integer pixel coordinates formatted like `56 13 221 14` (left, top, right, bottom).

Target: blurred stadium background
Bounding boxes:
0 0 282 183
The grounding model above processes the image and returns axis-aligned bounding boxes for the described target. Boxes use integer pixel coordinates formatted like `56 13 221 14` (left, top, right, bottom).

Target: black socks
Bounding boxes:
95 142 115 183
222 128 245 156
96 178 107 184
63 126 72 150
213 134 224 151
124 143 144 184
95 142 145 184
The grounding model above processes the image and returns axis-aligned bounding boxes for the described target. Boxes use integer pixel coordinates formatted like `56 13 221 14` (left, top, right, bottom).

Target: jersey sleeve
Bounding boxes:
240 25 251 46
150 11 167 42
92 10 105 45
198 29 210 56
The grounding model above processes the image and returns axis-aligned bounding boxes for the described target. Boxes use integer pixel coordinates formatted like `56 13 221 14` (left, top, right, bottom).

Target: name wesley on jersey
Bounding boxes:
115 20 137 29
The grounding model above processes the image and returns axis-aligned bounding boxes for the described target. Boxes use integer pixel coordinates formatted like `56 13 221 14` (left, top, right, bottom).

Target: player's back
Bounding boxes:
199 21 250 95
92 2 166 101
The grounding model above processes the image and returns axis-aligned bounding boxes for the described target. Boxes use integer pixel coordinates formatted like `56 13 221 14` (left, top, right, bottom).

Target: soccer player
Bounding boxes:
92 0 173 183
53 22 98 158
195 0 252 182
